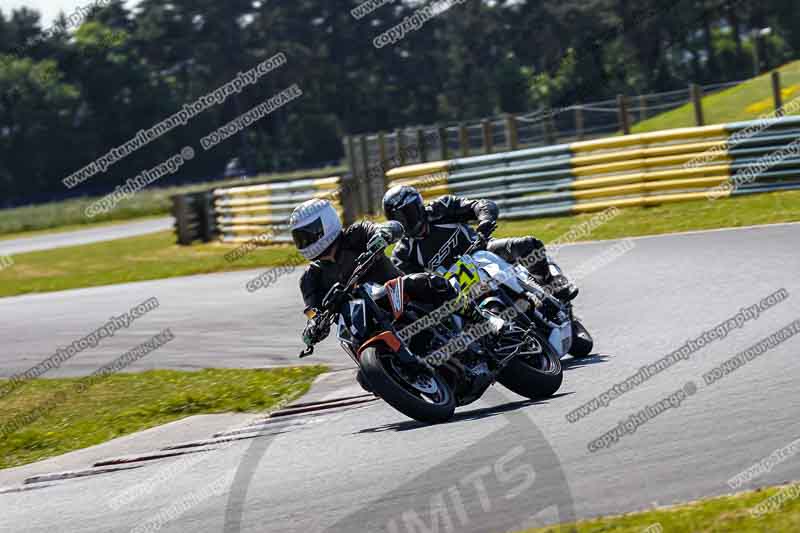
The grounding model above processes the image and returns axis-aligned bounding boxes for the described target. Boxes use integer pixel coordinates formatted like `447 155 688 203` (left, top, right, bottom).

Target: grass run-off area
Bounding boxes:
0 189 798 298
521 482 800 532
0 165 345 238
633 60 800 133
0 366 325 469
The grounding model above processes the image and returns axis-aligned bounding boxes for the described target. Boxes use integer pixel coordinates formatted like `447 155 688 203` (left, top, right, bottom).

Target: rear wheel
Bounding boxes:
360 347 456 424
568 319 594 358
497 331 563 399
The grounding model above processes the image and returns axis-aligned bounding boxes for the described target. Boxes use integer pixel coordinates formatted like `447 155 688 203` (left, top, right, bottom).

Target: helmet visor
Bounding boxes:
291 217 325 250
391 201 424 236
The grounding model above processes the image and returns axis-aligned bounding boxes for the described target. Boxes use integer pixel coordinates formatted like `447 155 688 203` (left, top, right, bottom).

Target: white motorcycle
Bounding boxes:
435 237 594 397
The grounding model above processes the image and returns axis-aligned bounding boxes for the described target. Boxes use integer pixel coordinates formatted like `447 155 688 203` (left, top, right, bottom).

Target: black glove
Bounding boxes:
476 219 497 240
367 227 392 253
322 283 347 313
302 318 330 346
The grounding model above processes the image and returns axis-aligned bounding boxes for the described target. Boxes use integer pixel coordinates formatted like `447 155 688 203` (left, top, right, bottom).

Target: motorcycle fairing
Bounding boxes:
549 321 573 357
337 298 368 342
384 277 405 320
357 331 402 356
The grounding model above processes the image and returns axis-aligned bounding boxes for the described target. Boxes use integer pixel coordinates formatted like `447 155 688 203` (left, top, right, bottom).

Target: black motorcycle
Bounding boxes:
299 239 565 424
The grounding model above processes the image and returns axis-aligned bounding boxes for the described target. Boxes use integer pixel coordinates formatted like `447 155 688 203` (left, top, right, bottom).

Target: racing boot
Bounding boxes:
543 262 578 303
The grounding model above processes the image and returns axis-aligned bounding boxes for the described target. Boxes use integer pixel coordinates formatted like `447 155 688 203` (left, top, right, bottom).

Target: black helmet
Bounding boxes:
383 185 427 237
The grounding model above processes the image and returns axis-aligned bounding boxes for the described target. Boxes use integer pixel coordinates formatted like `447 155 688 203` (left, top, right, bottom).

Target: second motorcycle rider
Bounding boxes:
383 185 578 302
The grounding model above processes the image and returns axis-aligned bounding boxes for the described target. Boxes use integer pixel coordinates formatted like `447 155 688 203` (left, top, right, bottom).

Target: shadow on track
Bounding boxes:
562 353 611 370
354 392 573 434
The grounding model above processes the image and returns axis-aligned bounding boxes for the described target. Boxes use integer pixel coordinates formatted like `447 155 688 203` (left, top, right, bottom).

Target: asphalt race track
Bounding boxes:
0 217 173 256
1 223 800 532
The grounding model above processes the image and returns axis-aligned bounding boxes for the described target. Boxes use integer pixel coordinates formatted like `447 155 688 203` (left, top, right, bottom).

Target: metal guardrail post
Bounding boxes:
575 105 585 141
542 109 556 144
459 124 469 157
417 129 428 162
344 135 353 169
345 135 357 176
547 112 558 144
359 135 374 214
617 95 631 134
377 131 390 197
638 94 648 122
378 131 387 172
482 120 493 154
340 173 358 226
772 71 783 111
690 83 705 126
505 114 519 150
396 129 407 166
438 126 449 160
345 136 365 216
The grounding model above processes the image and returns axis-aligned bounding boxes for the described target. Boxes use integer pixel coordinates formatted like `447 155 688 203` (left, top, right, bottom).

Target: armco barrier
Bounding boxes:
171 175 359 245
212 176 343 244
385 116 800 219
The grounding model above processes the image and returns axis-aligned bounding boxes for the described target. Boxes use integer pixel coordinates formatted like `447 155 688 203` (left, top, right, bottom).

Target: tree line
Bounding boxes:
1 0 797 206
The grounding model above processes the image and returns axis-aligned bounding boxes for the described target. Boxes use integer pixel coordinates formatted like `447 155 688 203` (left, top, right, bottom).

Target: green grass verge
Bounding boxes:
1 189 799 298
0 366 326 469
0 165 345 237
495 189 800 242
633 60 800 133
0 230 301 297
521 483 800 532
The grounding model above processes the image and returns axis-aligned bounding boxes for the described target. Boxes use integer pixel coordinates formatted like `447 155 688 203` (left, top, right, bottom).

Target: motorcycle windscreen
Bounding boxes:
471 250 526 294
337 299 368 340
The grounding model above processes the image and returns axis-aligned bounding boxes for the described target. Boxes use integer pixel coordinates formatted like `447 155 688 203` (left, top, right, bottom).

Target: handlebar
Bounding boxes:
297 247 385 358
464 234 489 256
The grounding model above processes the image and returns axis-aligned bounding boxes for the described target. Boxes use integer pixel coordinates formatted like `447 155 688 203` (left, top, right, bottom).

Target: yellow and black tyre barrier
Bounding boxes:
385 117 800 219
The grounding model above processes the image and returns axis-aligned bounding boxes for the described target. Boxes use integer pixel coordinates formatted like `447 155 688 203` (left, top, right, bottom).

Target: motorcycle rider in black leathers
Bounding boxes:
289 198 456 351
383 185 578 302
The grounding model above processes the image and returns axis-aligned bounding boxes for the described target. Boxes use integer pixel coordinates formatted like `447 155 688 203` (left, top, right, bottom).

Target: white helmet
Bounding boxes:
289 198 342 260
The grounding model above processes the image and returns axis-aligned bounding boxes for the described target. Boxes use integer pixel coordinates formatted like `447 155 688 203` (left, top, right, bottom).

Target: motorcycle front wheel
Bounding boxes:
360 347 456 424
497 331 563 399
